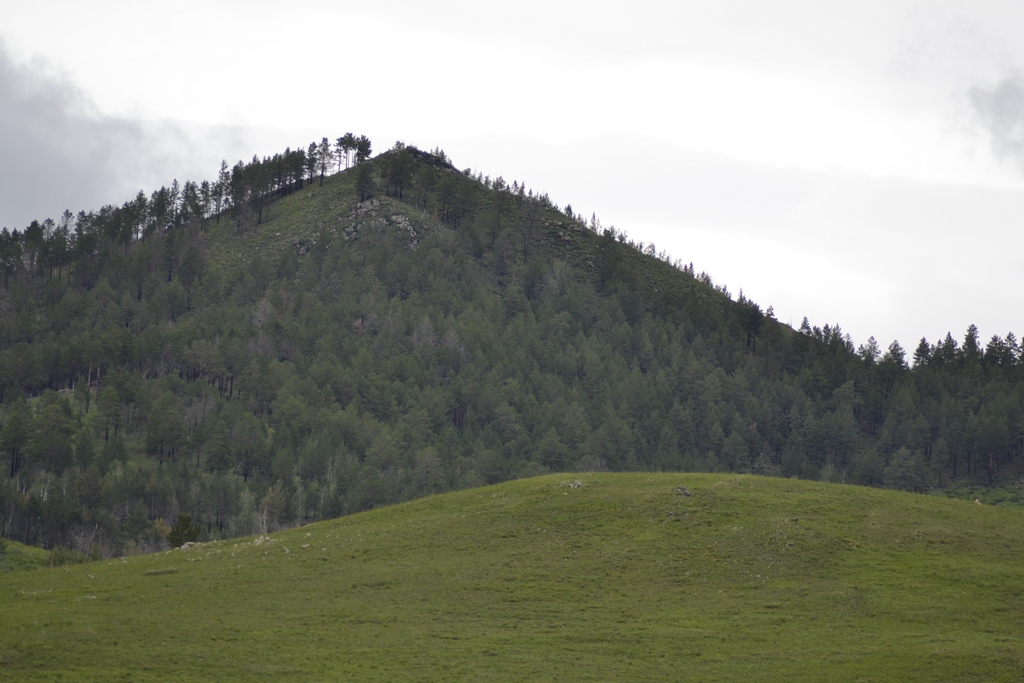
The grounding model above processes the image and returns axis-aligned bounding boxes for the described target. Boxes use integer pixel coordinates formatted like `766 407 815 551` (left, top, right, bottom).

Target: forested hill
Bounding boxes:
0 138 1022 557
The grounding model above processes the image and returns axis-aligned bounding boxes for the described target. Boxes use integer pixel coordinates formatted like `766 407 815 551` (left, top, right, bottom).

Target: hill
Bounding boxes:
1 473 1023 680
1 139 1023 557
0 538 48 572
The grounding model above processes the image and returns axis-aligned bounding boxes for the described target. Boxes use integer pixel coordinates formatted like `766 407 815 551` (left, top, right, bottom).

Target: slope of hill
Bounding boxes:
1 140 1023 557
1 473 1022 681
0 539 48 572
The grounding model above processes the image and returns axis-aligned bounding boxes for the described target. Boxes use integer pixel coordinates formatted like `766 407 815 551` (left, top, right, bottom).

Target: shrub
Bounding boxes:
49 546 87 567
168 513 201 548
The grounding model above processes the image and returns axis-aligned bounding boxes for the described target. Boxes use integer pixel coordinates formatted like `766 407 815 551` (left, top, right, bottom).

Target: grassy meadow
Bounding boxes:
1 473 1023 681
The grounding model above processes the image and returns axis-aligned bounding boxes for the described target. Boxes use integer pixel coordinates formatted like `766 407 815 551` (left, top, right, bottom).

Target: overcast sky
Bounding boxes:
3 1 1024 352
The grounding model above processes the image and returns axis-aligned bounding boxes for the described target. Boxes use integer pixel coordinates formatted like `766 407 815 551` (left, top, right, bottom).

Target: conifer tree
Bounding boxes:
354 135 372 164
2 397 32 477
306 142 319 185
335 133 356 171
912 338 931 367
215 161 230 223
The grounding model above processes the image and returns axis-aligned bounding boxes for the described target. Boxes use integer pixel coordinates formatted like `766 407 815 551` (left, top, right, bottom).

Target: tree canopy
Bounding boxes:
1 138 1023 559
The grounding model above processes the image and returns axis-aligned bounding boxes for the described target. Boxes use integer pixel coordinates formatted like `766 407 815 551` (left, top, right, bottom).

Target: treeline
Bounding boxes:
0 133 373 293
1 139 1023 560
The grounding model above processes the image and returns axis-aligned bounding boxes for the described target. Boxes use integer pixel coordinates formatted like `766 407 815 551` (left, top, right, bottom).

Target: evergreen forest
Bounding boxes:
1 137 1022 558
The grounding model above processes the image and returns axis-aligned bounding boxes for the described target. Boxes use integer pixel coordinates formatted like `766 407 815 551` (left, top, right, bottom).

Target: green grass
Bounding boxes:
0 540 49 573
200 168 371 272
2 473 1023 681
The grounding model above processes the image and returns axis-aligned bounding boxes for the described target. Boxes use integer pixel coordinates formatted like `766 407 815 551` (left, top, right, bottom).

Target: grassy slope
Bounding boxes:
0 540 48 573
1 473 1023 681
197 161 718 316
199 172 362 273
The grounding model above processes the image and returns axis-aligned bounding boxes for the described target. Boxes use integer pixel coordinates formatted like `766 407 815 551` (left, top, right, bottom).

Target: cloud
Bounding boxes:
970 74 1024 172
0 41 156 228
0 41 263 230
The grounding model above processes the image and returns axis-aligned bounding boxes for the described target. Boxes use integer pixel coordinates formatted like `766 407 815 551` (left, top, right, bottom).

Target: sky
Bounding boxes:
3 0 1024 352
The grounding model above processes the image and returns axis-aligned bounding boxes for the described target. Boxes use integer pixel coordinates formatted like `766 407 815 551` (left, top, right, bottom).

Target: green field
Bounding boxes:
1 473 1023 681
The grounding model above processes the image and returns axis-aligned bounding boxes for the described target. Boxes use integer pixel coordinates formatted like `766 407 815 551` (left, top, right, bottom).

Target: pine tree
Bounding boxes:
354 135 372 164
912 337 931 367
2 397 32 477
316 137 333 185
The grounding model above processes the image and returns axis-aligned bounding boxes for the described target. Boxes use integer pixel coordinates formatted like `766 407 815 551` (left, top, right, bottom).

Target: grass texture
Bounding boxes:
1 473 1023 681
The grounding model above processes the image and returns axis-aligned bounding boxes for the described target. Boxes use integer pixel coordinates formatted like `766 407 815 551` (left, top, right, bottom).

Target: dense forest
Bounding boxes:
1 137 1023 559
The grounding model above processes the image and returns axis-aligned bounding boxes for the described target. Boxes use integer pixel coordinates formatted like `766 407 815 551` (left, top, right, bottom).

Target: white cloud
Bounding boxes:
0 41 283 229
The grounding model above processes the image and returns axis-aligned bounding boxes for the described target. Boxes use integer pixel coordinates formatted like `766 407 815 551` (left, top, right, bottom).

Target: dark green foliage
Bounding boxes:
2 139 1023 558
48 546 87 567
168 513 200 548
355 163 375 202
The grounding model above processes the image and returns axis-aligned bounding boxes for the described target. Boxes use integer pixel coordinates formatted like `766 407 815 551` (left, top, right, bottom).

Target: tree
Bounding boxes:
96 386 121 441
289 147 306 190
168 179 181 227
145 393 184 465
984 335 1011 368
356 163 375 202
232 412 266 481
3 397 32 477
214 161 230 223
933 333 958 366
912 337 931 367
354 135 372 164
53 210 73 281
335 133 356 171
0 227 24 288
258 485 287 533
963 324 981 363
123 502 155 547
73 428 97 471
873 340 909 411
737 291 764 350
202 419 231 473
123 191 148 250
858 337 881 364
306 143 319 186
181 180 202 228
316 137 333 185
1006 332 1020 364
228 161 248 229
535 428 569 470
414 165 436 209
178 245 205 310
168 512 200 547
246 155 272 225
386 146 413 199
99 436 128 473
884 446 926 492
199 180 212 228
28 398 75 473
881 340 907 369
521 198 539 261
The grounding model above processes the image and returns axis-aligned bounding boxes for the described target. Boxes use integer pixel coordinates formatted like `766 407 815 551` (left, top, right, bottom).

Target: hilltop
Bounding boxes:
2 473 1023 680
0 139 1023 558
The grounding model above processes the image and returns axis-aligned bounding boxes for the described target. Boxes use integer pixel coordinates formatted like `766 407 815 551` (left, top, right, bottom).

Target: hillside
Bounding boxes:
2 473 1023 681
1 140 1023 557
